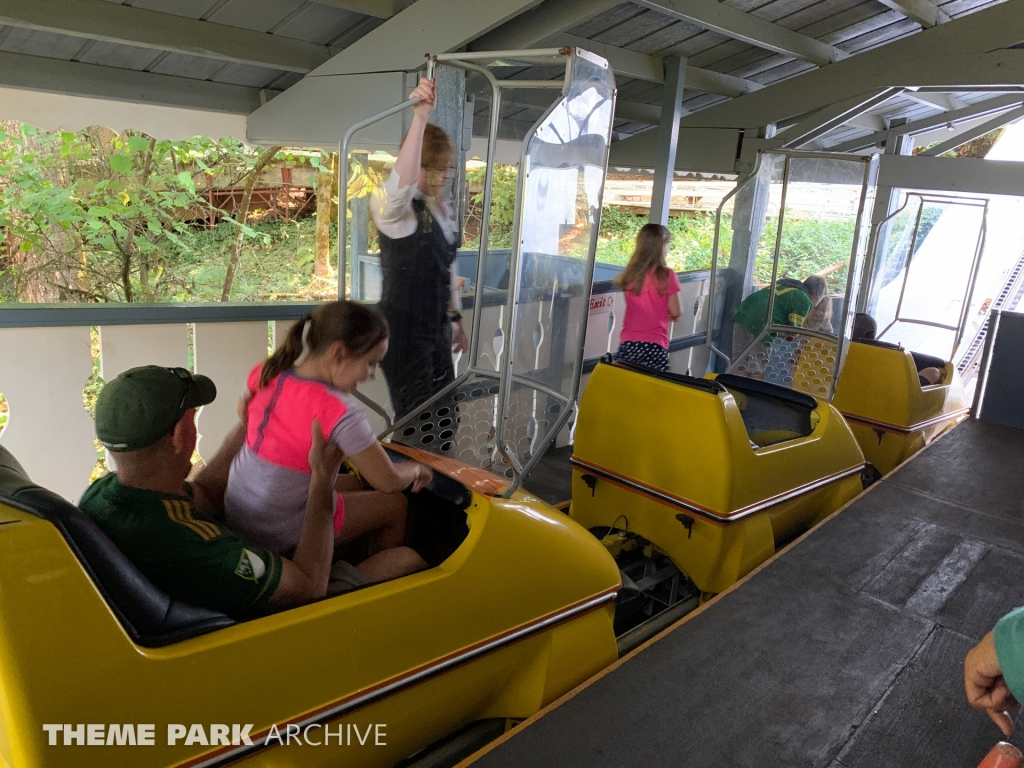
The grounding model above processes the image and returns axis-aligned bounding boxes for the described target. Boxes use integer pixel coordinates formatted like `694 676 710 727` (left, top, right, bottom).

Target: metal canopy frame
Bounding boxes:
337 47 614 496
706 149 879 401
872 192 989 360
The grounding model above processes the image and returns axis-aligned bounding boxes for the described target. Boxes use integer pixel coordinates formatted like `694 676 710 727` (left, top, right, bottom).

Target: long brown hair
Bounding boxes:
614 223 672 296
259 301 389 388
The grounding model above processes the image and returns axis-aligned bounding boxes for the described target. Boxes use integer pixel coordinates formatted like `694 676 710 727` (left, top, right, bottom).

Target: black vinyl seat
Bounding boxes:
0 445 234 647
910 350 948 372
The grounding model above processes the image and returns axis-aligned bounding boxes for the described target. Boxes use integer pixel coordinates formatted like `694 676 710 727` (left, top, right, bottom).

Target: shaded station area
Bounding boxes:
468 412 1024 768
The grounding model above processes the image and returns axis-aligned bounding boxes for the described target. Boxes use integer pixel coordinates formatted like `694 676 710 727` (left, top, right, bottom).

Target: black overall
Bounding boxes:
378 198 458 417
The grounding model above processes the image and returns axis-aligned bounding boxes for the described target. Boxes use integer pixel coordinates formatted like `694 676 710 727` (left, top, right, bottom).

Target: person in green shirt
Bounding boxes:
732 275 828 350
965 609 1024 736
79 365 346 619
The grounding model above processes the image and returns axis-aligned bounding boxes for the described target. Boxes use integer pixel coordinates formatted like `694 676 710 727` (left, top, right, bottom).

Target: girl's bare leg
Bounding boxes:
357 546 428 582
335 490 408 552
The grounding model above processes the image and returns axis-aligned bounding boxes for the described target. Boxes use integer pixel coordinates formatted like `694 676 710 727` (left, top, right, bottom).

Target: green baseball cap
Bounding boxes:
95 366 217 452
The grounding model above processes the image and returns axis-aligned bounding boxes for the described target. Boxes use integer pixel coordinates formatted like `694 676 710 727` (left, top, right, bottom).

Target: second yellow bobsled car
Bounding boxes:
570 360 865 595
832 341 969 475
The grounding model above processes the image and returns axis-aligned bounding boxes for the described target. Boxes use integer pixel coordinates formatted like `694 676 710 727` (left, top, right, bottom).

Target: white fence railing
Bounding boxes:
0 272 711 503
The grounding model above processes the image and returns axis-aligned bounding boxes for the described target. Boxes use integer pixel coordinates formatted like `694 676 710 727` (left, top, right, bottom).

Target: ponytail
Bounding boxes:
259 302 389 389
260 314 311 388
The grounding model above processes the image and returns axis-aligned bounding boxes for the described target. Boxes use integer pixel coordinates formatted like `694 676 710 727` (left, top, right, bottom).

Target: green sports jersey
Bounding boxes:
79 474 282 619
732 282 813 335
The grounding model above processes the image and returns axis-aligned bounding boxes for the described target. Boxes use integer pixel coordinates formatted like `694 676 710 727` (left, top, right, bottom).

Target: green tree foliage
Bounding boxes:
464 164 519 248
0 123 299 302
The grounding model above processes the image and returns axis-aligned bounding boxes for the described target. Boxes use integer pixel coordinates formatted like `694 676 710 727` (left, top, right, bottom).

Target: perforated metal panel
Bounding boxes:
391 373 566 480
730 331 839 398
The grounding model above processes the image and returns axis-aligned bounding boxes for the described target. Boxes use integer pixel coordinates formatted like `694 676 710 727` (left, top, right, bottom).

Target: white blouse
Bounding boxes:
371 171 462 312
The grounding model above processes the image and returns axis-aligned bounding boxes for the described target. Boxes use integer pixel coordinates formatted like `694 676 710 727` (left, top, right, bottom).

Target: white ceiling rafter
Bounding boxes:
824 94 1024 152
903 91 968 111
0 0 331 73
676 0 1024 131
639 0 845 66
919 104 1024 156
0 49 265 113
779 89 901 148
501 87 667 124
540 33 763 98
875 0 950 28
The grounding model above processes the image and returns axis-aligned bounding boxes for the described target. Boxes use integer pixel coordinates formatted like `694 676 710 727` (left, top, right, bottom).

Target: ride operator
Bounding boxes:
372 76 469 417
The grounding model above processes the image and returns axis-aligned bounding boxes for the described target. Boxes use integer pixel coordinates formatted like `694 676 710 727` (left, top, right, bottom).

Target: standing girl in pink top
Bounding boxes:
225 301 433 585
614 223 682 372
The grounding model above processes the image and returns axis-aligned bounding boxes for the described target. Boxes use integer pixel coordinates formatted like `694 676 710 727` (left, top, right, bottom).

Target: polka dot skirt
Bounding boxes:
616 341 670 372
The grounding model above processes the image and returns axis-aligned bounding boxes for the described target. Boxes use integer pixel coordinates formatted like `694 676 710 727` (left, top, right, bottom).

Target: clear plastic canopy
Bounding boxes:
707 151 878 401
868 193 988 361
494 50 615 478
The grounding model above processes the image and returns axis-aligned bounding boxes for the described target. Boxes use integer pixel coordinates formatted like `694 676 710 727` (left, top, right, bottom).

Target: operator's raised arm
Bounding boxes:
371 76 467 418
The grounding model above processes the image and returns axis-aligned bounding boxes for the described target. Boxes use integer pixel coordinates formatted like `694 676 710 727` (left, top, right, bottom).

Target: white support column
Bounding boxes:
193 322 269 461
0 327 97 502
649 57 687 226
715 127 776 369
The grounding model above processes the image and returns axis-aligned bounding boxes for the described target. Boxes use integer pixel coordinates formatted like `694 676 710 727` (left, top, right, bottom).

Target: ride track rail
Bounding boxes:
958 247 1024 379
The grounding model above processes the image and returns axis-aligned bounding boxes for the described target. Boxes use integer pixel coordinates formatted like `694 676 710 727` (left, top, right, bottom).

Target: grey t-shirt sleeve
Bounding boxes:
330 406 377 456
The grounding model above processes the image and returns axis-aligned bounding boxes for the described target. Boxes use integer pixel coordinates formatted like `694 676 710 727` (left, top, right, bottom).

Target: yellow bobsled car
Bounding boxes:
831 191 982 474
571 361 866 596
0 442 618 768
572 150 878 605
832 341 968 475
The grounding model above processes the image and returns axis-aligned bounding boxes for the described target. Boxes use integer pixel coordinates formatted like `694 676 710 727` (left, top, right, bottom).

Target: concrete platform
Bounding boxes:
465 418 1024 768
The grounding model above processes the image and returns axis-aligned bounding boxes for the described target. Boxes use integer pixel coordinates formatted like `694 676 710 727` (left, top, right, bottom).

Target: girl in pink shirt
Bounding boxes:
225 301 433 584
614 223 682 372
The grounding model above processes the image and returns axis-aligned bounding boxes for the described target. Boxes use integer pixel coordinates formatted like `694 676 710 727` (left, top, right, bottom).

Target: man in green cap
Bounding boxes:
79 365 343 619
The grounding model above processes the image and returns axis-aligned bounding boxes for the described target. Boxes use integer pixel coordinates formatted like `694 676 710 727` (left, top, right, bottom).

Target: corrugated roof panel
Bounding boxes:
0 27 89 60
682 92 731 111
207 0 308 33
619 80 662 102
772 0 871 32
659 28 738 62
613 121 653 135
147 51 230 80
76 41 163 71
748 57 817 84
682 34 771 70
627 20 704 54
327 16 386 49
593 7 684 47
941 0 1007 16
840 16 920 53
735 0 822 21
130 0 222 20
273 4 365 45
568 2 647 39
210 62 287 87
801 1 895 45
